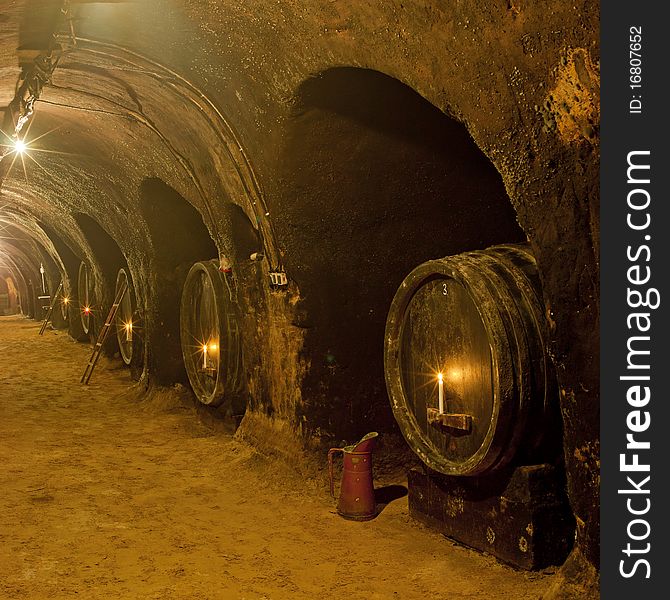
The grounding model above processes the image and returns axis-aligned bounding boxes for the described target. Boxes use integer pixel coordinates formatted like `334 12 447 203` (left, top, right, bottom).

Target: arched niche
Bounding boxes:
138 177 219 385
274 67 525 439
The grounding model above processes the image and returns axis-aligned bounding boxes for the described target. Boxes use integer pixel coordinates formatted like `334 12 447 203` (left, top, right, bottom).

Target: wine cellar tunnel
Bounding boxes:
0 2 600 599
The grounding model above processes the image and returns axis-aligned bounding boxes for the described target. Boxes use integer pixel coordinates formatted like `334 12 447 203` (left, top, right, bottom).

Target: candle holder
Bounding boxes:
200 365 217 377
427 407 473 433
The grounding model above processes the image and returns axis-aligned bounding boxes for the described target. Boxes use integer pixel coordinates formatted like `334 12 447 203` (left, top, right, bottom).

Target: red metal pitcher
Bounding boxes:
328 432 378 521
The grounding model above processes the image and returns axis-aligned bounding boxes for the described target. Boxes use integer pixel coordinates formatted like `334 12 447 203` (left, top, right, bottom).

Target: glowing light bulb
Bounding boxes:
84 306 91 314
14 139 26 154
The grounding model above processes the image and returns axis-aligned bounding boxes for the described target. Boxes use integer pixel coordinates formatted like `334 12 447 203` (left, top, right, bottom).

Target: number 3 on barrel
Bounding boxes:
442 283 448 296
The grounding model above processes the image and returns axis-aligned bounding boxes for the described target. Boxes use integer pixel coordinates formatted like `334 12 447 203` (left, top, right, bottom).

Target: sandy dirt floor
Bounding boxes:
0 315 553 599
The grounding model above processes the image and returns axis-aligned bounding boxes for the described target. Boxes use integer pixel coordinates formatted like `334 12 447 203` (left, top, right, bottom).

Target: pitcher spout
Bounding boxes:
348 431 378 454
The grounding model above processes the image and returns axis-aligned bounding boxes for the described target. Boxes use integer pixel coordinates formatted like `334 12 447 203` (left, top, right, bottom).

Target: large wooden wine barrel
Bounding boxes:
180 260 243 407
384 244 554 476
77 261 95 334
114 268 136 365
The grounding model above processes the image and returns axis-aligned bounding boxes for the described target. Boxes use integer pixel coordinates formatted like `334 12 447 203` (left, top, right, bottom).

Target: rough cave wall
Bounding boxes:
0 0 599 586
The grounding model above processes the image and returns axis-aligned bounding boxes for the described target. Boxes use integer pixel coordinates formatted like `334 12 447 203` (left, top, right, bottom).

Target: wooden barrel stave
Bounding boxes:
457 253 524 474
465 252 539 472
479 246 551 449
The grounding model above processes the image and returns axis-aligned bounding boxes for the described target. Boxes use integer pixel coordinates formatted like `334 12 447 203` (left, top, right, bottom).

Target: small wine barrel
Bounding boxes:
77 261 95 334
180 260 243 407
115 268 135 365
384 244 554 476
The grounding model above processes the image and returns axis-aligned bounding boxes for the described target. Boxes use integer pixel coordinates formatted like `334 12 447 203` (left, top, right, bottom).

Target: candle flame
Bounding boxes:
438 372 443 382
63 297 69 304
84 306 91 314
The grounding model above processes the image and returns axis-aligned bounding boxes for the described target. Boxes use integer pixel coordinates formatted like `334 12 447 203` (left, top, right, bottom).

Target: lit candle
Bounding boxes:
438 372 444 414
125 322 133 343
202 344 208 369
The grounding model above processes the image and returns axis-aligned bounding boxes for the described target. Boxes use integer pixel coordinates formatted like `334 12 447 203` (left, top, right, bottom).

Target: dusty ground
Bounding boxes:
0 315 553 599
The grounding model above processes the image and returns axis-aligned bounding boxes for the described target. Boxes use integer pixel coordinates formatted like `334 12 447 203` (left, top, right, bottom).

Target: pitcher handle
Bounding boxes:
328 447 344 498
